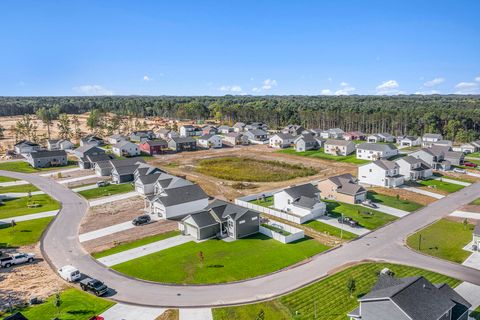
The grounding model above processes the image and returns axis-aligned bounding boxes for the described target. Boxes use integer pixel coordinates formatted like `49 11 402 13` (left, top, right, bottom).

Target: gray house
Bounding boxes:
244 129 268 142
129 130 155 143
47 139 74 151
80 135 104 147
111 158 146 183
14 140 41 154
181 199 260 240
348 272 471 320
294 134 323 152
94 157 141 177
25 150 68 168
168 137 197 152
74 145 106 169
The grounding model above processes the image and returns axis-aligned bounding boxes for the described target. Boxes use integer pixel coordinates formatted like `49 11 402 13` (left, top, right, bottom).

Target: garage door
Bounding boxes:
185 224 199 240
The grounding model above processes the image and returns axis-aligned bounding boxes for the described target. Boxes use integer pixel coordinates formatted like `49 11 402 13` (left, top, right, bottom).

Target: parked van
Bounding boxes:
58 265 81 282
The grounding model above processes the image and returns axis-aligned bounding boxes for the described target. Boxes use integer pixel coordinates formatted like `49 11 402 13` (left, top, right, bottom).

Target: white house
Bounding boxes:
398 136 422 147
356 143 398 160
107 134 127 145
273 183 326 219
179 125 201 137
294 134 322 152
367 133 395 143
320 128 344 139
14 140 41 154
460 140 480 154
47 139 74 151
112 140 140 157
217 125 233 134
269 133 295 148
198 134 223 148
358 160 405 188
324 139 355 156
422 133 443 147
395 156 433 181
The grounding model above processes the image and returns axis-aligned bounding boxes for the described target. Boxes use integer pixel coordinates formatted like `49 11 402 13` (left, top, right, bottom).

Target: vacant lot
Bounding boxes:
304 220 358 240
367 191 423 212
195 157 317 182
78 183 134 199
406 218 474 263
0 183 39 194
368 186 436 206
278 148 370 165
212 262 460 320
0 194 59 219
417 178 465 194
113 234 329 284
0 217 53 248
0 160 77 173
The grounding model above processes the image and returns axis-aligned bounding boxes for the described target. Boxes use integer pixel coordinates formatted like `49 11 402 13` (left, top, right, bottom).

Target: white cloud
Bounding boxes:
219 85 243 93
423 77 445 87
335 82 356 95
143 75 152 81
414 90 440 95
321 89 332 95
475 76 480 82
262 79 278 90
73 84 113 96
376 80 402 95
454 82 480 94
252 87 260 92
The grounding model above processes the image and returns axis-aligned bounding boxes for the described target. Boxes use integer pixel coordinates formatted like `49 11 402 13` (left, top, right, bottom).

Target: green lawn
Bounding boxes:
0 175 18 182
113 233 330 284
213 262 460 320
195 157 317 182
249 196 274 207
0 183 39 194
433 172 472 183
0 160 77 173
406 218 474 263
468 151 480 158
77 183 135 199
92 230 181 258
367 191 423 212
3 288 114 320
325 200 397 230
0 194 60 219
417 178 465 193
304 220 358 240
470 198 480 205
0 217 53 248
471 307 480 320
278 148 370 165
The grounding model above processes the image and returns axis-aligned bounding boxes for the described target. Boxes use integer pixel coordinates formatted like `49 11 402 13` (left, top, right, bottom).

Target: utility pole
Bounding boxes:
418 234 422 250
340 213 344 240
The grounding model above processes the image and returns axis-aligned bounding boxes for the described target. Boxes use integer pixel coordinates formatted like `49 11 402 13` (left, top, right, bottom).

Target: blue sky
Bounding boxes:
1 0 479 96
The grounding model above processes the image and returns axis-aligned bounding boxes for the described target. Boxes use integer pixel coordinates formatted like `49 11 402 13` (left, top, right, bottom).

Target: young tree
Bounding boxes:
87 109 104 134
463 218 468 230
15 114 38 142
347 277 356 298
57 113 72 139
36 107 58 139
71 114 82 140
198 251 205 266
53 292 62 317
0 124 4 139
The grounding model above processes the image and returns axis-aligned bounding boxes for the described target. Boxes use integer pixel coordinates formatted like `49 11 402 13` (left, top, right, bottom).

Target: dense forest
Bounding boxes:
0 95 479 142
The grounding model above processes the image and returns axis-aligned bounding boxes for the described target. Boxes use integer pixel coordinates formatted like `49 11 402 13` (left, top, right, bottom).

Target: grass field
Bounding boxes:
417 178 465 193
3 288 114 320
249 196 274 207
406 218 474 263
0 183 39 194
113 233 329 284
325 200 397 230
367 191 423 212
0 217 53 248
92 230 181 258
0 194 60 219
304 220 358 240
0 160 77 173
0 175 18 182
278 148 370 165
212 262 460 320
470 198 480 205
195 157 317 182
77 183 134 199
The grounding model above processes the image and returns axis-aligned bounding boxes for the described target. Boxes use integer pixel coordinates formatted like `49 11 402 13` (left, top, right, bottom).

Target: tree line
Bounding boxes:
0 95 479 142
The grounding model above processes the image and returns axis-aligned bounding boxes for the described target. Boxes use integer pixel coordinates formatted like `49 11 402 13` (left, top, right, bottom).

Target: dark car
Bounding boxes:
362 199 378 209
96 181 110 187
80 278 109 296
337 216 358 227
132 214 152 226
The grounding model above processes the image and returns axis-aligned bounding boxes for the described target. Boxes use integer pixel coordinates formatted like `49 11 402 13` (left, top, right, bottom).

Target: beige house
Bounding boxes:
324 139 355 156
317 173 367 204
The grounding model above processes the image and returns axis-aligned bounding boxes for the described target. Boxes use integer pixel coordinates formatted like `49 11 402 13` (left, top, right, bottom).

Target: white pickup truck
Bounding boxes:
0 252 35 268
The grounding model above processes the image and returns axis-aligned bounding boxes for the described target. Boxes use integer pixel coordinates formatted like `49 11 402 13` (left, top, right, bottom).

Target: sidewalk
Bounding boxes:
316 215 370 236
1 190 45 198
58 174 98 185
450 210 480 220
180 308 213 320
433 176 471 187
79 221 135 242
39 167 81 177
369 203 409 218
100 303 167 320
0 210 59 224
0 180 29 187
89 191 139 207
399 185 445 199
72 184 99 192
98 235 193 266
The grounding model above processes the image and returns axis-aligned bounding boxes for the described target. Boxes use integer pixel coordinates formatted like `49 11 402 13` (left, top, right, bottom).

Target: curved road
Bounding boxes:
3 169 480 308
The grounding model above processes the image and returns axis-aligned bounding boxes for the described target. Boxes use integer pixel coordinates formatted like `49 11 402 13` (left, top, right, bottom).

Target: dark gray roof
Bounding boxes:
138 172 162 185
114 140 136 148
74 145 104 155
247 129 267 136
88 154 114 163
29 150 67 159
15 140 40 147
208 199 257 222
292 196 318 209
325 139 352 146
328 174 366 196
110 157 145 169
199 134 218 140
143 139 168 147
184 210 218 228
423 133 443 139
156 184 208 207
283 183 319 199
272 133 295 140
373 159 398 170
171 137 196 144
474 221 480 236
357 143 397 152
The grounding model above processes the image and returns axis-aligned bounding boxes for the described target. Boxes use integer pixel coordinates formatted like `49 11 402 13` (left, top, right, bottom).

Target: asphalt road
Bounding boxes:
3 169 480 308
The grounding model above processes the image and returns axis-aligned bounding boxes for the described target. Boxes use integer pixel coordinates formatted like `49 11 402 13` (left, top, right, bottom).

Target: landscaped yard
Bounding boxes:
112 233 329 284
325 200 397 230
0 183 39 194
195 157 317 182
417 178 465 193
0 217 53 248
0 175 18 182
304 219 358 240
470 198 480 205
3 288 114 320
92 230 181 258
77 183 135 199
249 196 274 207
212 262 460 320
278 148 370 165
367 191 423 212
0 160 77 173
406 218 475 263
0 194 60 219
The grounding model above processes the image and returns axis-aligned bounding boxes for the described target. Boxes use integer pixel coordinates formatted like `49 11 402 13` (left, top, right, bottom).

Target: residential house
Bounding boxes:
217 125 233 134
398 136 421 147
129 130 155 143
201 125 218 136
348 272 471 320
179 125 202 137
14 140 41 154
74 145 106 169
245 122 268 132
198 134 223 149
433 140 453 147
80 135 104 147
269 133 295 148
111 158 146 184
410 146 464 169
459 140 480 154
222 132 249 146
168 137 197 152
181 199 260 240
473 221 480 251
112 140 140 157
233 122 246 132
367 133 395 143
356 143 398 160
320 128 344 139
156 128 179 140
25 150 68 168
422 133 443 147
317 173 367 204
244 129 268 142
139 139 169 155
308 128 323 137
343 131 366 141
47 139 74 151
95 157 144 177
358 160 404 187
294 134 323 152
395 156 433 181
132 164 166 195
282 125 306 136
107 134 127 145
324 139 355 156
273 183 326 218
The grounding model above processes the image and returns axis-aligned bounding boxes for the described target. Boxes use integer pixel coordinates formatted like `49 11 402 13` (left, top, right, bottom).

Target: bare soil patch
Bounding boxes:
368 186 437 206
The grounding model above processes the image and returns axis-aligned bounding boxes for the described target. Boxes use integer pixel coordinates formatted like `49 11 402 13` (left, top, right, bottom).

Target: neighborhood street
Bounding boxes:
2 169 480 308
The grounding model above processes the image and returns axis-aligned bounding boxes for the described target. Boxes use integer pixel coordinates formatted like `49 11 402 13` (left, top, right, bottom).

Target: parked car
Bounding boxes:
362 199 378 208
96 181 110 187
0 252 35 268
337 216 358 227
464 162 478 168
80 277 109 296
132 214 152 226
453 167 466 174
58 265 81 282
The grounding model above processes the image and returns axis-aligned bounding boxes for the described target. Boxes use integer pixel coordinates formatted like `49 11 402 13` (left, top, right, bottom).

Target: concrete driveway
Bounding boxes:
179 308 212 320
89 191 138 207
316 215 370 236
100 303 167 320
368 203 409 218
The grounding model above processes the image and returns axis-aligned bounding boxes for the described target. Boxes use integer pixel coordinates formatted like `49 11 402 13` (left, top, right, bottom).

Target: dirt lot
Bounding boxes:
459 204 480 213
368 186 437 206
46 168 106 188
149 144 357 201
0 245 66 307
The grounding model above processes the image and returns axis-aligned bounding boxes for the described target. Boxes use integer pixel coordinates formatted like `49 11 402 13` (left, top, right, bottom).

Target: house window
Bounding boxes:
239 220 245 224
251 216 258 221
